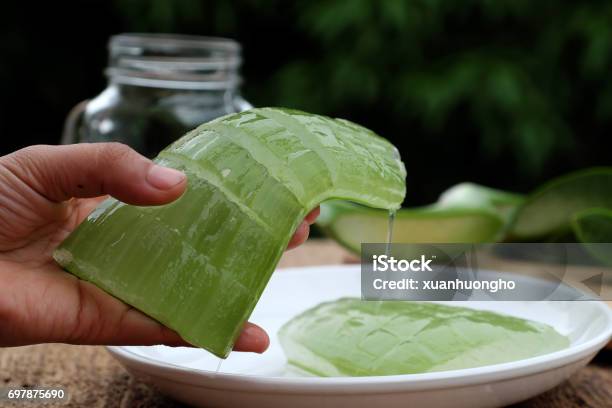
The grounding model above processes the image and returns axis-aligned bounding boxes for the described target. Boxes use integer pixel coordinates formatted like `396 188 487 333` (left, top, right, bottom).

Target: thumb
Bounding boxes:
2 143 187 205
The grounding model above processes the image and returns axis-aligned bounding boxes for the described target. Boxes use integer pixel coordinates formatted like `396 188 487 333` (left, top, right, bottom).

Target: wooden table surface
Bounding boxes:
0 240 610 407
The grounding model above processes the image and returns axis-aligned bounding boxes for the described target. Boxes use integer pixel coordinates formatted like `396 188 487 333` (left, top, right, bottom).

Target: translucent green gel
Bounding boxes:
279 299 569 376
53 108 406 358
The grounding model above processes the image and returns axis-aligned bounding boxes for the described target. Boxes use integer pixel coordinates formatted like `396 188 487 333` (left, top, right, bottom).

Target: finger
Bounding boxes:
233 322 270 353
65 279 268 353
287 220 310 250
81 308 269 353
101 313 269 352
64 279 192 347
285 207 319 250
99 314 269 353
97 307 194 347
305 206 320 224
2 143 186 206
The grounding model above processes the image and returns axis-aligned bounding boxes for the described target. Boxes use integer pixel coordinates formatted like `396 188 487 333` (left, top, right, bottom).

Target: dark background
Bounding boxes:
1 0 611 205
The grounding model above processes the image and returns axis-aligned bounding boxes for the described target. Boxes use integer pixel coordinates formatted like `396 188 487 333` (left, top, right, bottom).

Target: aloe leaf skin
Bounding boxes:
511 167 612 240
572 208 612 265
53 108 406 358
317 200 503 254
438 182 525 224
279 298 569 377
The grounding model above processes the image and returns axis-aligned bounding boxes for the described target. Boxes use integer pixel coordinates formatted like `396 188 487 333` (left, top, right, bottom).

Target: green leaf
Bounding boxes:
511 167 612 239
317 200 503 254
437 182 525 224
279 298 569 376
53 108 406 358
572 208 612 265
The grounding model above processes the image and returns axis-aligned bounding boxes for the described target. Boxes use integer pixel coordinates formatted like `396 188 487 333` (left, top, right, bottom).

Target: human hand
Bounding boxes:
0 143 319 352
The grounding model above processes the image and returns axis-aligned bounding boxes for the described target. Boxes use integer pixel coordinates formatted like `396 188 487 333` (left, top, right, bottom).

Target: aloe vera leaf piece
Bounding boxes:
53 108 406 358
438 182 525 223
571 208 612 265
279 298 569 377
510 167 612 240
317 200 504 254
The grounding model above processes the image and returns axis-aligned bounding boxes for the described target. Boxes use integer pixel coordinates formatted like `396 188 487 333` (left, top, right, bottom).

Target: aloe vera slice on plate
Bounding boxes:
317 200 504 254
511 167 612 240
53 108 406 358
279 298 569 377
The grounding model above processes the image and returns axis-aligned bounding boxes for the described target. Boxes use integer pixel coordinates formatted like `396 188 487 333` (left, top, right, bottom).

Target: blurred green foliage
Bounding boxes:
3 1 611 204
112 1 612 201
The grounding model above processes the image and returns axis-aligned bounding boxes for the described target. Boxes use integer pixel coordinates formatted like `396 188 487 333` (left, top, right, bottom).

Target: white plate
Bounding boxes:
108 265 612 408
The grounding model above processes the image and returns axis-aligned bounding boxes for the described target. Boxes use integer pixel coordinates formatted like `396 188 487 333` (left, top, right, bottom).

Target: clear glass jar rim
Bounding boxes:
110 33 241 54
107 33 242 90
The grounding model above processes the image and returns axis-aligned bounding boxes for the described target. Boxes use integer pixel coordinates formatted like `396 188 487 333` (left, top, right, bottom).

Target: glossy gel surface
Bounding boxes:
279 299 569 376
53 108 406 358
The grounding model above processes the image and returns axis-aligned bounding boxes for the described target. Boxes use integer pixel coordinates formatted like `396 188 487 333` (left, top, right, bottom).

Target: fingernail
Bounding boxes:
146 165 186 190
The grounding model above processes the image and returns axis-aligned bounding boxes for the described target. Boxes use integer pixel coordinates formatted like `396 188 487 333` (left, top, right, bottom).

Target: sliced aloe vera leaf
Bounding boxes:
317 200 503 254
572 208 612 265
438 182 525 223
279 298 569 376
53 108 406 358
511 167 612 239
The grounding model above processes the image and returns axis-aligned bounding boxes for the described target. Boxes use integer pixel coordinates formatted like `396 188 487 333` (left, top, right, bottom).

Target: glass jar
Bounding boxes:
62 33 252 157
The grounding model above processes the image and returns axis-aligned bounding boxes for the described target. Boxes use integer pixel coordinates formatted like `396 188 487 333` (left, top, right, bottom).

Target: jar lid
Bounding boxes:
106 33 243 90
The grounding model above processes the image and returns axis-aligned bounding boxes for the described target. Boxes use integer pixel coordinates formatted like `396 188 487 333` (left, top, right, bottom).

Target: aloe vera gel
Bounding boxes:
53 108 406 358
279 299 569 377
